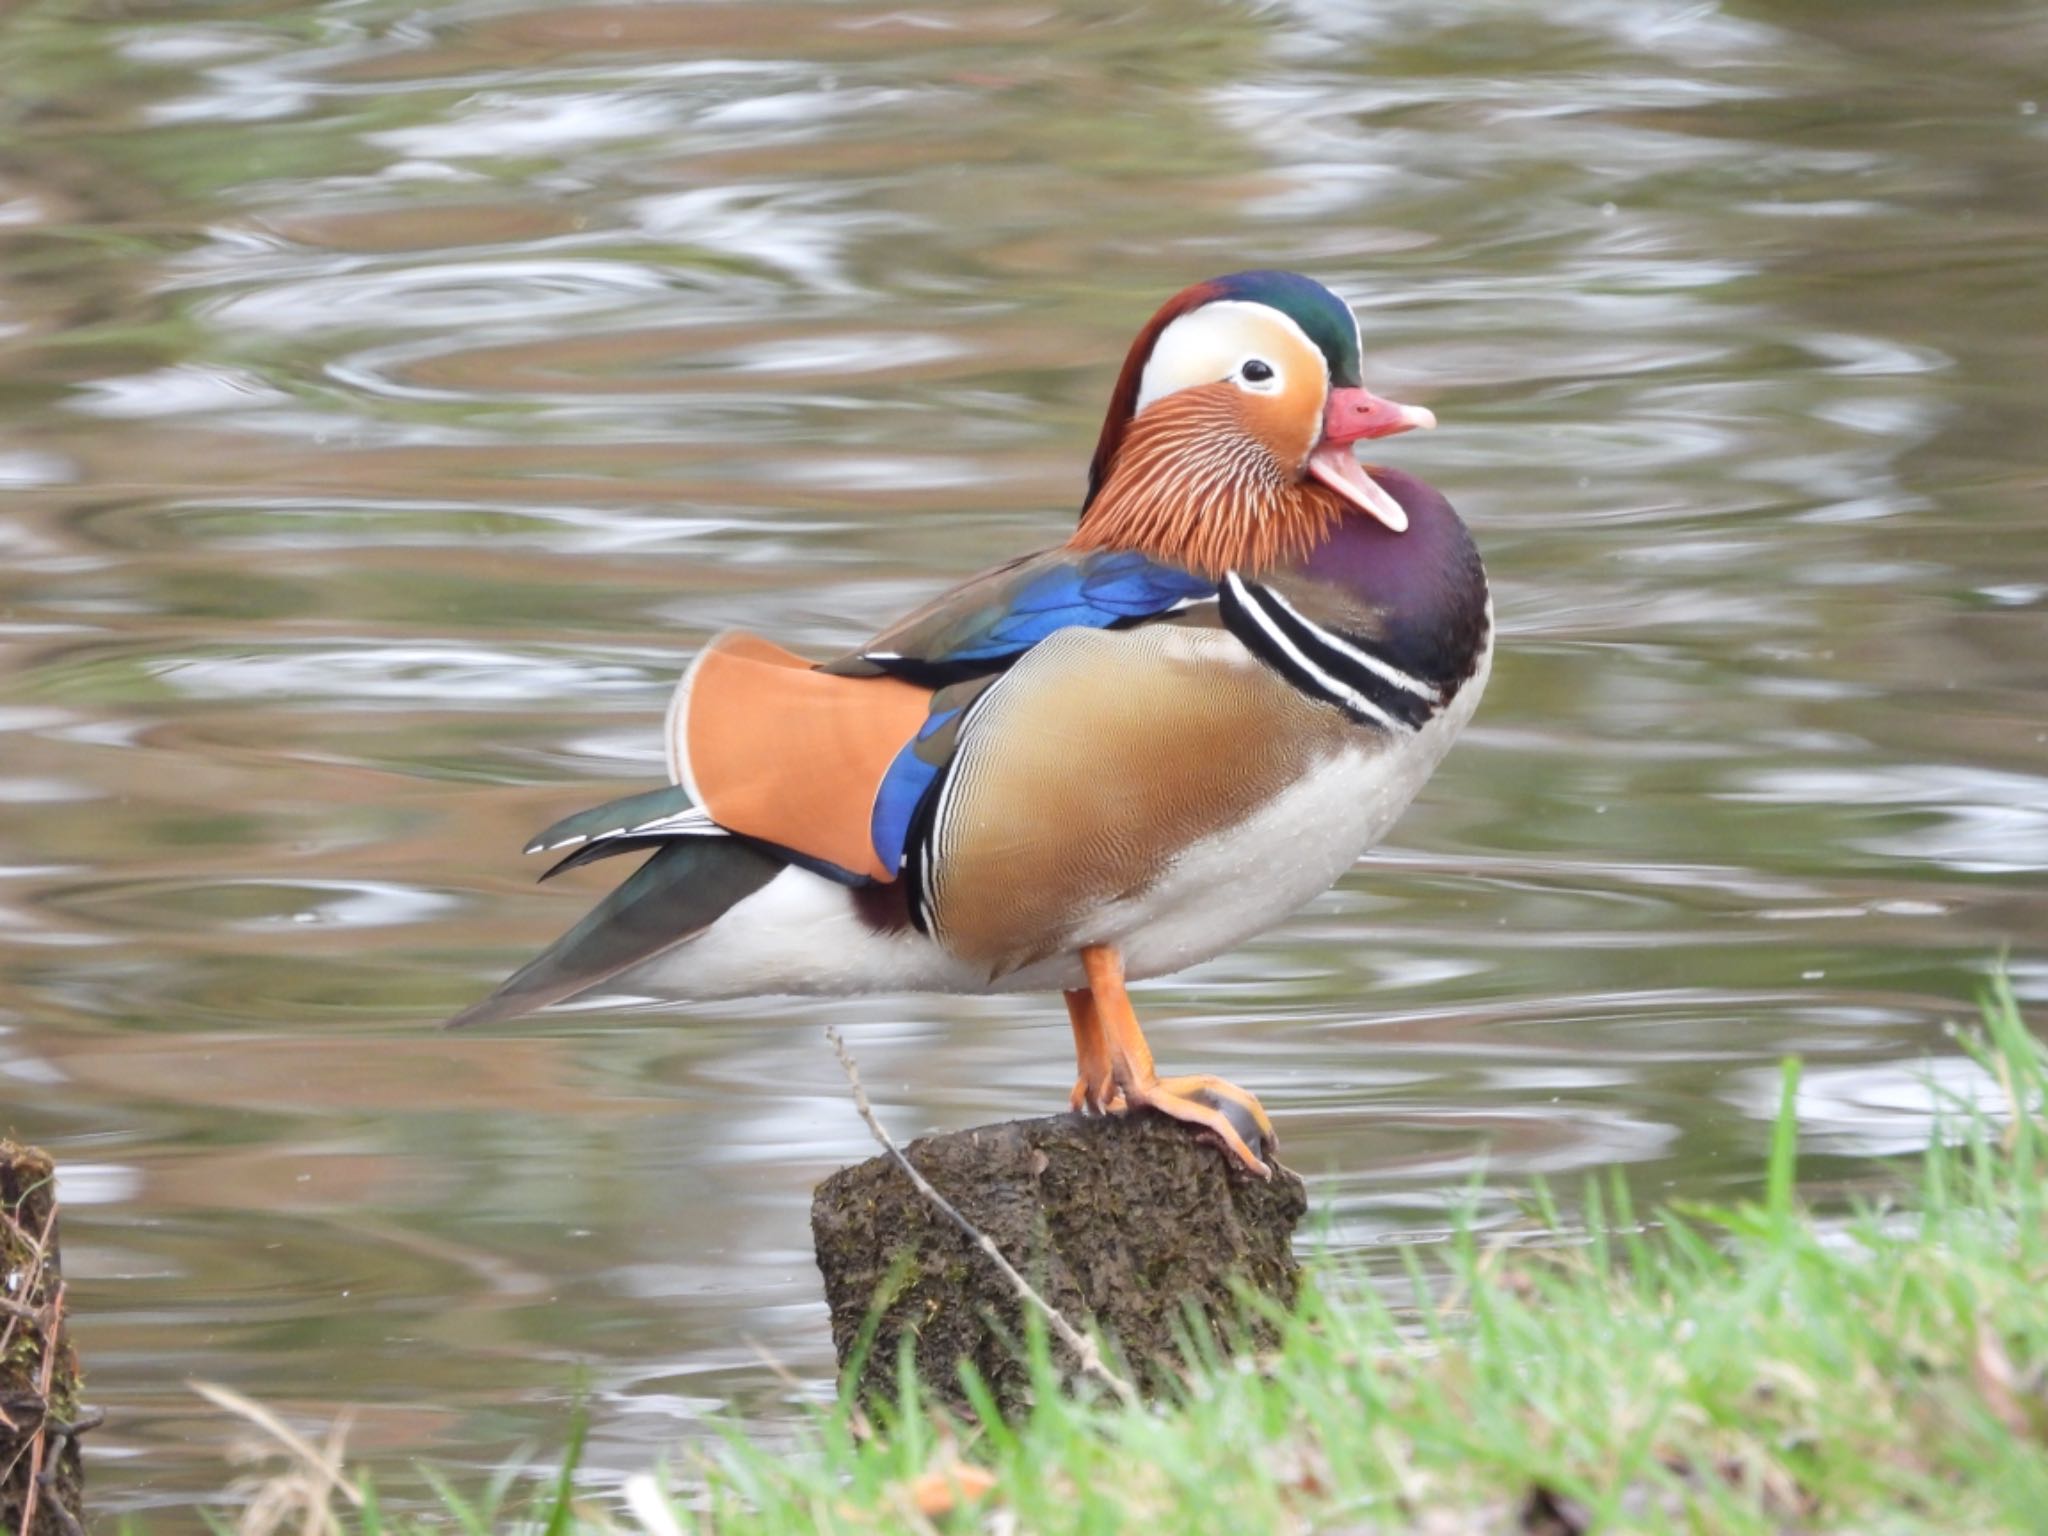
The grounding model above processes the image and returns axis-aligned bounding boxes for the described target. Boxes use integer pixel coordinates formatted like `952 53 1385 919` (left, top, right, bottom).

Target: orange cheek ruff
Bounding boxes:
1068 385 1342 579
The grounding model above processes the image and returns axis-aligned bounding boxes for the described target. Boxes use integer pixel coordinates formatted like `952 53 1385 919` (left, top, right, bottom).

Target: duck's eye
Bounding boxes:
1240 359 1275 384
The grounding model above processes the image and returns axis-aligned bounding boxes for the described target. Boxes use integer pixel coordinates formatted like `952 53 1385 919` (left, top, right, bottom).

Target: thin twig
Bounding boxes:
12 1196 63 1536
824 1025 1138 1407
17 1282 63 1536
32 1424 83 1536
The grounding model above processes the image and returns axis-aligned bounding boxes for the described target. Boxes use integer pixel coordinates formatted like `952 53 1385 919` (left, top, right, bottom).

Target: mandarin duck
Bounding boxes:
449 270 1492 1178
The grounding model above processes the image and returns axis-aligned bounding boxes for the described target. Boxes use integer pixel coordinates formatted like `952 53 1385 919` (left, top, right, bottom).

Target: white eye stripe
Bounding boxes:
1135 301 1322 413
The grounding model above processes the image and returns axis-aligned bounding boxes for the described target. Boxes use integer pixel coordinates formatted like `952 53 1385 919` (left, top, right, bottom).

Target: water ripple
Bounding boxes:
148 642 671 707
5 0 2045 1517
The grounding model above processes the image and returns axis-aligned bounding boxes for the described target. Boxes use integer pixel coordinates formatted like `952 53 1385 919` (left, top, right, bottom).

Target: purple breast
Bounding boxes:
1296 466 1490 693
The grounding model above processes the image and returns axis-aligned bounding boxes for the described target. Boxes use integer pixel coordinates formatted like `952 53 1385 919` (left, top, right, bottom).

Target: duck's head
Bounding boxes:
1072 270 1433 577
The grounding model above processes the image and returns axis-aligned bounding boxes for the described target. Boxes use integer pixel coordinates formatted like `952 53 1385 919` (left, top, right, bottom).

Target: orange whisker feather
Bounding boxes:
1069 388 1343 578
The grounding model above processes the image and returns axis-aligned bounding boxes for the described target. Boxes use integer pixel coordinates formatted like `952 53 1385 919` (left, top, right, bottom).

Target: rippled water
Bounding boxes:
2 0 2045 1522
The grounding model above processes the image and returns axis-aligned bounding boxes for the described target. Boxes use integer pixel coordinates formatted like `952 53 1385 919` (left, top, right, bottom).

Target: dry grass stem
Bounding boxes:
15 1283 64 1536
2 1191 66 1536
190 1381 362 1536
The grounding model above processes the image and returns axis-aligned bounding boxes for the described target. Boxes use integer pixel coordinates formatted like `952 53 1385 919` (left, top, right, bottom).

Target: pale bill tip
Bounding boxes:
1308 443 1409 534
1359 475 1409 536
1358 472 1410 532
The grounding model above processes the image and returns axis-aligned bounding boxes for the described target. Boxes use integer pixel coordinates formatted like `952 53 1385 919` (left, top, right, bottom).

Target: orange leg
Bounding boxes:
1079 944 1276 1178
1063 988 1122 1113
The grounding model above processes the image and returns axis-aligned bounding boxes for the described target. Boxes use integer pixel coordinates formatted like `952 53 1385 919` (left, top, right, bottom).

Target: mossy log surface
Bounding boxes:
0 1141 85 1536
811 1110 1306 1417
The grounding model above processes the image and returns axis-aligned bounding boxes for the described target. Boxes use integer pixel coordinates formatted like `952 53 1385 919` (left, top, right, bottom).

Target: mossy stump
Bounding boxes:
0 1141 85 1536
811 1110 1306 1418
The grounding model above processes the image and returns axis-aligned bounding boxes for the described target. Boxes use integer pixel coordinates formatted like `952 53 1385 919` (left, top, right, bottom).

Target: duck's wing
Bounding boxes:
820 546 1215 683
671 548 1215 884
447 547 1220 1029
517 549 1218 883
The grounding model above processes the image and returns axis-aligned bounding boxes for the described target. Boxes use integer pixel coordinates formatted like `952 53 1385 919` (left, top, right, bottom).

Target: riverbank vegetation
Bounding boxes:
218 979 2048 1534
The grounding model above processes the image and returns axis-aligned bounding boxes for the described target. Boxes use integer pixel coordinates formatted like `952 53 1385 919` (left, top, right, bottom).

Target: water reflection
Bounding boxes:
1727 1054 2005 1158
0 0 2043 1524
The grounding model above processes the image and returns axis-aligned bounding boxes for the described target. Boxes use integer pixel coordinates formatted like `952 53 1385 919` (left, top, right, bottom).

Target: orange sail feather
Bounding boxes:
669 632 933 881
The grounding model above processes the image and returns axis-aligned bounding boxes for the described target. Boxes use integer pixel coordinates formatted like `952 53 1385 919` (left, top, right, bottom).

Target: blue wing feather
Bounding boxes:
946 552 1212 660
868 705 964 877
837 547 1214 677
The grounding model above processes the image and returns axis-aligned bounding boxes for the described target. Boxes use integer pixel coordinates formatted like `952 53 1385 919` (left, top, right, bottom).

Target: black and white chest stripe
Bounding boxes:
1217 571 1442 732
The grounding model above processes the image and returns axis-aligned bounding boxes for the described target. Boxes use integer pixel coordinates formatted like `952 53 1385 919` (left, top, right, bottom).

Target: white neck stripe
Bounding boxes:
1252 582 1440 701
1223 572 1407 734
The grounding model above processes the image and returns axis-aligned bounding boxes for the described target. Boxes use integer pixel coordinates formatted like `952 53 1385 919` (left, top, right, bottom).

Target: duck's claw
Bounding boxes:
1064 986 1122 1115
1067 1074 1126 1115
1156 1074 1278 1163
1122 1074 1273 1179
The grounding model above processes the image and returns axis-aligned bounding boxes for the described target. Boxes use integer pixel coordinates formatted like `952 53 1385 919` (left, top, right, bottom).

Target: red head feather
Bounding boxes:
1081 279 1226 514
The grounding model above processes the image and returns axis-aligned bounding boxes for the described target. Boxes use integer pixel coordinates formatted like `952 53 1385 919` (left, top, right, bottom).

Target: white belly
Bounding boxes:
621 864 971 999
620 638 1490 1003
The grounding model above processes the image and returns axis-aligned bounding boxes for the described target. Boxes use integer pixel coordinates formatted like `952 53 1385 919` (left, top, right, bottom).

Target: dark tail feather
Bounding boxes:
521 784 725 882
524 784 699 857
538 835 676 882
444 836 786 1029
